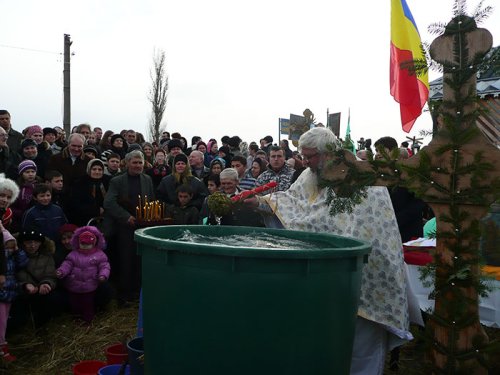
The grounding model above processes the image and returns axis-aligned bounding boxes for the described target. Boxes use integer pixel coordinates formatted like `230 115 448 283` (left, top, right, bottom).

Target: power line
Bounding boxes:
0 43 61 55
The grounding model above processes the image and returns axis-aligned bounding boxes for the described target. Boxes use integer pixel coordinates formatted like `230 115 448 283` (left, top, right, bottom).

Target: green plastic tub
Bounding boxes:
135 225 371 375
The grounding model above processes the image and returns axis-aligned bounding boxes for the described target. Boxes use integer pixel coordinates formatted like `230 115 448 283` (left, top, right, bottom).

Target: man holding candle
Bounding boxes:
103 150 155 305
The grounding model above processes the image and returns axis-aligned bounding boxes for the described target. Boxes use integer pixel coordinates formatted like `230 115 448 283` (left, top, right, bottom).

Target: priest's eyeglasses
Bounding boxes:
301 153 319 161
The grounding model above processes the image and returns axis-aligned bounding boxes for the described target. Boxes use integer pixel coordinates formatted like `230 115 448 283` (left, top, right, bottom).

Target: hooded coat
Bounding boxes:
56 226 110 294
16 236 57 290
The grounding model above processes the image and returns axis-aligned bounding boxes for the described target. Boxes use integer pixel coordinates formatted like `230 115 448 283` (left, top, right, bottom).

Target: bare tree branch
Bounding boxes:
147 48 168 143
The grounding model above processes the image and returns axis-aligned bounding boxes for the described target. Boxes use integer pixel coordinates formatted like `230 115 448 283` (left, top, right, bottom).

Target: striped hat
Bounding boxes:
18 159 37 175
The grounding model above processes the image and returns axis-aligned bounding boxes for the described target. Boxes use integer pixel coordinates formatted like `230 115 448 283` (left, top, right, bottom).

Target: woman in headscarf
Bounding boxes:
157 154 207 211
69 159 111 226
205 139 218 167
101 134 128 163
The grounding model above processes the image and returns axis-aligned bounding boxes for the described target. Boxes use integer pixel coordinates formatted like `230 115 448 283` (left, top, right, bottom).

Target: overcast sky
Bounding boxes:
1 0 499 148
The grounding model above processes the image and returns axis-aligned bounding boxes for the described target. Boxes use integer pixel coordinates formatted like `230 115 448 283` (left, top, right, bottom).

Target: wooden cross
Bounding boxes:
322 15 499 373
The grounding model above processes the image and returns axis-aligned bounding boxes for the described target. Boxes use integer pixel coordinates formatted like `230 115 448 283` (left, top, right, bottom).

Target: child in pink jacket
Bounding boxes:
56 226 110 323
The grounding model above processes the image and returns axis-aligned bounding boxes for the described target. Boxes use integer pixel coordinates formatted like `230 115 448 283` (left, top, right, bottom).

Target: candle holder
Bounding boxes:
135 195 173 227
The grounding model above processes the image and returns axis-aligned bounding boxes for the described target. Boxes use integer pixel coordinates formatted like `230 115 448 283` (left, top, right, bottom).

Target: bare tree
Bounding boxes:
147 49 168 143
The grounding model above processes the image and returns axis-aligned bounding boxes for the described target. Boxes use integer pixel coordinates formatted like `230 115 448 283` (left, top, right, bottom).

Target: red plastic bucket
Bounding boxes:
105 343 128 365
73 360 106 375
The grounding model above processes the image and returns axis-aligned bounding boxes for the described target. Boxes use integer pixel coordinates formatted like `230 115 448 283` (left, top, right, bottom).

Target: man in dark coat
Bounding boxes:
0 110 23 156
103 150 155 305
46 133 90 188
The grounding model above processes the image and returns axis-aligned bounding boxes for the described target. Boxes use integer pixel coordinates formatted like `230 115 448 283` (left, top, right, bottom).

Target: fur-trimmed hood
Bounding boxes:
70 225 106 251
14 232 56 256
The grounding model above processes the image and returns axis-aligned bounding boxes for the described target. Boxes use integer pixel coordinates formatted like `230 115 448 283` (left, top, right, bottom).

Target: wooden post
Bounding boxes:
322 15 499 373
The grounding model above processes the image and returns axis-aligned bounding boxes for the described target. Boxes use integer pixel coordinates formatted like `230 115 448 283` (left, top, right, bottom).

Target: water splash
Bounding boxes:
175 230 319 250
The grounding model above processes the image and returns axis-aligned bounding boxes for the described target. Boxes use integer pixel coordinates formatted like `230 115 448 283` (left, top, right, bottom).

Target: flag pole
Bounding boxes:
278 118 281 144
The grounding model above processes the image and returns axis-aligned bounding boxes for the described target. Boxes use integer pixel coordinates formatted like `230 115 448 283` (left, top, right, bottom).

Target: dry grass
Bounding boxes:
1 302 498 374
1 301 138 375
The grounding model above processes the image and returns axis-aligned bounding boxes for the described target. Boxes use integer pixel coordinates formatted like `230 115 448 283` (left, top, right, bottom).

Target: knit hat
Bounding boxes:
25 125 43 138
86 158 105 175
43 127 58 136
18 159 37 175
110 134 126 145
18 229 45 244
173 153 188 165
78 230 96 245
83 144 99 156
21 138 37 150
168 138 183 151
59 223 78 236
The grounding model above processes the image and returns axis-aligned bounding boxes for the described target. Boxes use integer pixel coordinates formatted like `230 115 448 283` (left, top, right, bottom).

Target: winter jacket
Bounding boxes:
145 164 171 189
165 203 199 225
10 179 42 233
157 175 208 211
57 248 110 294
16 237 57 290
102 172 155 237
69 174 110 226
0 249 29 302
21 203 68 241
256 163 295 192
46 147 91 188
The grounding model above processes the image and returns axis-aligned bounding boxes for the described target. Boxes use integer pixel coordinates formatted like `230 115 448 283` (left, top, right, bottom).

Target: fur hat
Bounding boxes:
25 125 43 138
21 138 37 150
173 153 188 165
110 134 126 145
71 226 106 251
0 174 20 203
226 136 241 148
167 138 183 151
43 127 58 136
18 159 37 175
18 228 45 244
86 158 105 175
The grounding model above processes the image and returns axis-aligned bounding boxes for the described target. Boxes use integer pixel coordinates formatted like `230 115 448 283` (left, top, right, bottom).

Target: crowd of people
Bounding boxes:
0 109 306 362
0 109 429 374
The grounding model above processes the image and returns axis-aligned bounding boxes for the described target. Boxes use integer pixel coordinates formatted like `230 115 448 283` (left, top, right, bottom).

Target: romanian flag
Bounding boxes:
390 0 429 133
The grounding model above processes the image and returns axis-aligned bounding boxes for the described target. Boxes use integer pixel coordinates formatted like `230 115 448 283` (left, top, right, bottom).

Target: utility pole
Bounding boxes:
63 34 72 137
